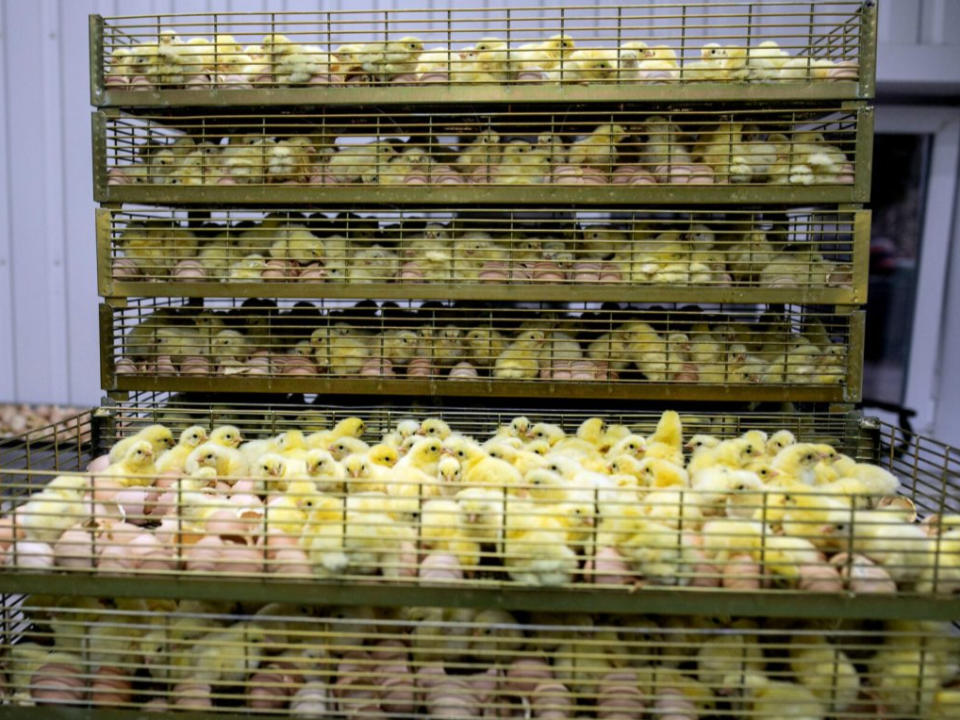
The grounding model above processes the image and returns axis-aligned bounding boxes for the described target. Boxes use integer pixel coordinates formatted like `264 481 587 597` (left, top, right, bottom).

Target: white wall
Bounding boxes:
0 0 958 414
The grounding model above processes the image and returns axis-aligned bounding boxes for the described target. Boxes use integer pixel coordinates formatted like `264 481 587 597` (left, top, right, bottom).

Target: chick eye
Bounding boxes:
457 450 465 458
805 454 814 461
744 447 754 455
427 428 435 434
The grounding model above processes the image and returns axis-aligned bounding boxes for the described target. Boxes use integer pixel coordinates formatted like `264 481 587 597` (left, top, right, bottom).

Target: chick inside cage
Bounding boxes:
95 2 868 92
99 206 864 303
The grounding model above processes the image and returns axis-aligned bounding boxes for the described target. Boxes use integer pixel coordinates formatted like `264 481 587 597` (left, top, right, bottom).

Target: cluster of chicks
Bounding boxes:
11 597 959 719
104 29 858 89
4 412 956 598
113 212 849 292
116 301 847 385
107 119 854 189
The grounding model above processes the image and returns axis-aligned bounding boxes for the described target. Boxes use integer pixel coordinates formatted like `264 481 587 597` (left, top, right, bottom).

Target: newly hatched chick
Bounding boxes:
789 636 859 714
156 425 209 473
567 123 627 171
494 330 546 380
109 424 175 463
102 440 157 488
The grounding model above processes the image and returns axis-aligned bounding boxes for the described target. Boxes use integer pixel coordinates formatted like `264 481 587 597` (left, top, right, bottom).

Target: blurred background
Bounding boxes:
0 0 958 442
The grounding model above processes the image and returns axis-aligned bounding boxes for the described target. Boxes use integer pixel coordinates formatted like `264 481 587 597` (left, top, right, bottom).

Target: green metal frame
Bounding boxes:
1 573 957 622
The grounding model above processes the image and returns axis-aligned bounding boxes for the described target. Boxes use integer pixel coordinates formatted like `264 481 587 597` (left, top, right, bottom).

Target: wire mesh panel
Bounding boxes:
1 407 958 603
2 602 956 717
98 206 867 304
100 298 862 402
94 106 871 205
91 2 876 105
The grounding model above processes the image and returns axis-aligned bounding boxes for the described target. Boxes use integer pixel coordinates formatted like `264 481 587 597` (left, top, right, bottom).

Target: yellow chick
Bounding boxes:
563 47 620 83
420 498 480 570
503 499 578 585
341 454 388 494
18 482 89 544
103 440 156 488
644 410 684 466
789 636 859 713
635 44 680 80
343 494 416 578
327 436 370 461
185 442 248 479
108 424 175 462
567 123 626 171
418 417 452 440
494 329 545 379
685 44 749 82
303 448 345 493
766 429 796 456
726 671 825 720
455 486 504 545
253 453 288 494
300 492 348 577
446 435 523 492
771 443 827 485
528 422 565 446
510 33 575 73
638 457 689 490
155 425 208 473
697 634 765 688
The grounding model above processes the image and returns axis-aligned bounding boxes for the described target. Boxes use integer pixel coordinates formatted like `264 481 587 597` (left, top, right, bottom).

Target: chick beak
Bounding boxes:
441 447 454 457
683 441 695 451
415 429 427 436
466 513 479 524
583 517 595 527
766 469 779 478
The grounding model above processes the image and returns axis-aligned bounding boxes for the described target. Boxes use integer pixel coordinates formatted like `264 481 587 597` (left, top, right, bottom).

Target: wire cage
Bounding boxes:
99 298 863 403
1 402 958 618
93 105 872 205
90 2 877 106
98 206 868 305
1 600 957 717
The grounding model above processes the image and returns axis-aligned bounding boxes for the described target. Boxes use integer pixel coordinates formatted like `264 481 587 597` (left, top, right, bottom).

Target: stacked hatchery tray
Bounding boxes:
0 400 958 719
10 3 959 719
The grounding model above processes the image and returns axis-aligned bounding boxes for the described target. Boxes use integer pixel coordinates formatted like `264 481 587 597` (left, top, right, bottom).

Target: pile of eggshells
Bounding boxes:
0 404 87 439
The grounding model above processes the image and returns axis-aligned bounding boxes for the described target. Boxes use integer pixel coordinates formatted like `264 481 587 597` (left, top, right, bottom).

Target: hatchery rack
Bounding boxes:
0 401 957 623
89 2 877 106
